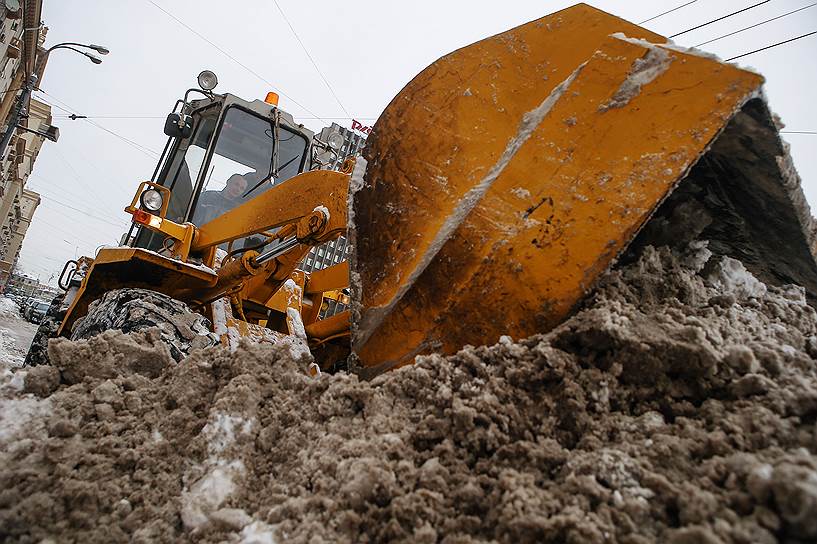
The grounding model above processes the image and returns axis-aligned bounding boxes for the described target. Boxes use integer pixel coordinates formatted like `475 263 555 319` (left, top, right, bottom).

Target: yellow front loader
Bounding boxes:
26 4 817 378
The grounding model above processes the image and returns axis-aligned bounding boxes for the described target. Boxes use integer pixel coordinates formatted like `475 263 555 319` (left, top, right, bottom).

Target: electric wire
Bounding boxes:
51 115 379 121
30 254 70 265
39 198 130 231
32 215 120 250
27 174 128 225
29 188 127 229
39 195 129 229
725 30 817 60
781 131 817 134
31 123 147 228
670 0 771 38
270 0 350 117
42 144 136 216
25 215 101 252
296 116 377 121
694 2 817 47
49 131 153 196
26 180 123 224
38 94 156 156
49 146 113 201
52 115 165 120
145 0 329 124
78 119 160 159
640 0 699 24
28 150 133 228
35 91 161 158
15 260 62 277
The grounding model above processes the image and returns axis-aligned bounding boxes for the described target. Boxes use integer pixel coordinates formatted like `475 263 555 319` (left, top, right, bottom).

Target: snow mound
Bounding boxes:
0 328 24 368
0 297 20 320
0 244 816 542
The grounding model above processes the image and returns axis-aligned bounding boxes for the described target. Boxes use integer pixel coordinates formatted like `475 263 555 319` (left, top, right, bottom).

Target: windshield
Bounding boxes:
190 106 308 226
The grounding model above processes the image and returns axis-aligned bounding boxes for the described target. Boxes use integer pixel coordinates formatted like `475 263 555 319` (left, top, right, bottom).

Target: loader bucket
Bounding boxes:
350 3 817 373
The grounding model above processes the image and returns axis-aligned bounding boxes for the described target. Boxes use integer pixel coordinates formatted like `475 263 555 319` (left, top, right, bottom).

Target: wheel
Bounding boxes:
70 288 219 362
24 294 66 366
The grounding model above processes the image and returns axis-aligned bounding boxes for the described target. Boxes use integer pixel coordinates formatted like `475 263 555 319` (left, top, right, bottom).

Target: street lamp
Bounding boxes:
0 41 110 162
48 46 102 65
15 123 59 142
47 42 110 56
40 42 110 68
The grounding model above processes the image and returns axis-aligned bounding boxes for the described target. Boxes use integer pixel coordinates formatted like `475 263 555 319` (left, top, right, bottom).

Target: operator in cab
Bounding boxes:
194 170 263 225
197 173 246 220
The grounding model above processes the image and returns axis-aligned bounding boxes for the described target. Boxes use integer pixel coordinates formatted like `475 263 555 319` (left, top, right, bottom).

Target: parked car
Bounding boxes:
20 299 46 320
19 299 34 318
26 301 51 324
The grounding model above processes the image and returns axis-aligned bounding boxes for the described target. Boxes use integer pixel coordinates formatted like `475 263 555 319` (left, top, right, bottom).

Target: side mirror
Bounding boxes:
163 113 193 138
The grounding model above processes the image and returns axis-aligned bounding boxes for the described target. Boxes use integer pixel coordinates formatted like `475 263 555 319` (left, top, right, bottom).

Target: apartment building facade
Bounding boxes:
0 1 50 285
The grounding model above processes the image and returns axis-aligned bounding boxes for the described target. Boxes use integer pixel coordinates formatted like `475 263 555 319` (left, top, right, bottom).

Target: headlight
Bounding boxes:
314 149 334 165
140 189 163 212
327 131 344 150
197 70 218 91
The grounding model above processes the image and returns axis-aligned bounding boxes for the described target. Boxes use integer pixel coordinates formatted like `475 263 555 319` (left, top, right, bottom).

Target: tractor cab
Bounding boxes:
129 71 343 253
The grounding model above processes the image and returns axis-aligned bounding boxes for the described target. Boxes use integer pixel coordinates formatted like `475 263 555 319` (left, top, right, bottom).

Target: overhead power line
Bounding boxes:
51 114 379 121
28 174 127 225
781 131 817 134
640 0 699 24
26 215 104 251
36 91 161 158
77 121 159 158
270 0 350 118
293 115 378 121
145 0 329 124
50 146 113 200
695 2 817 47
16 259 63 277
670 0 771 38
50 113 381 124
53 115 165 120
32 116 146 217
40 195 129 229
295 116 377 121
725 30 817 60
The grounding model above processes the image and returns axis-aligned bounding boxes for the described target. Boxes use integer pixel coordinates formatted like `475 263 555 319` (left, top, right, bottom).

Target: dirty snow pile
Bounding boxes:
1 242 817 543
0 296 20 320
0 298 31 369
0 329 24 368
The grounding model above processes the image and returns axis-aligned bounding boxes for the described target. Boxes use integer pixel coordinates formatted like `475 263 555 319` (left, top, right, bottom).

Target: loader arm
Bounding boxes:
177 168 351 312
191 169 349 253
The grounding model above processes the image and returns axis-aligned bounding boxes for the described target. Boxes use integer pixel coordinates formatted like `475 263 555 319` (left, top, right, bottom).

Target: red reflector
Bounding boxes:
133 209 151 224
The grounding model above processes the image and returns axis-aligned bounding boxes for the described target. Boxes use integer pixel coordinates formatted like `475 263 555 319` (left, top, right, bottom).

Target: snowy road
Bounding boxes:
0 304 38 366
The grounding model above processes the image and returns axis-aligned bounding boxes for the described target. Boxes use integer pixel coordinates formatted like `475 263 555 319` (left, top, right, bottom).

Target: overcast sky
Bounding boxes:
16 0 817 282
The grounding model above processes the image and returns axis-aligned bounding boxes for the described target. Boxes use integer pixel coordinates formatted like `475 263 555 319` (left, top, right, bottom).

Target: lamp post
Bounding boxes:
0 42 109 165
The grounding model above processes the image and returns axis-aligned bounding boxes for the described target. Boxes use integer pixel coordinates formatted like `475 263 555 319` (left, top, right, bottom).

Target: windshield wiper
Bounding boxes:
242 154 301 199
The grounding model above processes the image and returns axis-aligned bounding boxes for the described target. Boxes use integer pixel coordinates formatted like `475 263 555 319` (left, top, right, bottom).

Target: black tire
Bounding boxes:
70 288 219 362
24 294 67 366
